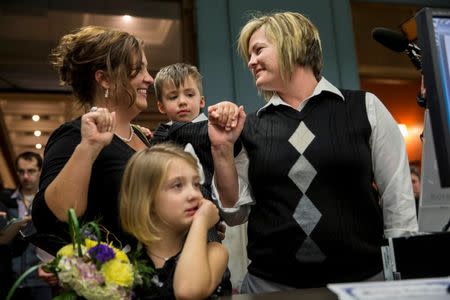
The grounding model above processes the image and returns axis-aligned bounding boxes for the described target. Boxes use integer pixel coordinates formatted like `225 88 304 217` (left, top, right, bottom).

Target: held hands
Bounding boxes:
194 199 220 230
208 102 246 147
208 101 240 131
80 107 117 151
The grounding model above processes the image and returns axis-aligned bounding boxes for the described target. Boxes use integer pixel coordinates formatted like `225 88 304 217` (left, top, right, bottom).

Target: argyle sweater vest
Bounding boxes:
241 90 384 288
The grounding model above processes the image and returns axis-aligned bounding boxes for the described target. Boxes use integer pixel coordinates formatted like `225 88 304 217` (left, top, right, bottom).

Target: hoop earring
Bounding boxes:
104 88 109 99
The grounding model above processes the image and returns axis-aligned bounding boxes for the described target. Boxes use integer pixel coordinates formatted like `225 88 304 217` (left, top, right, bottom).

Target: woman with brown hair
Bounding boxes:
31 26 154 253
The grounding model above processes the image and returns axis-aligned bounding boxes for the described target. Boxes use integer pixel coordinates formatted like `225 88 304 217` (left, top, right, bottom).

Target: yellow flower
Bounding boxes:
57 244 86 257
101 259 134 287
113 248 130 263
84 238 98 249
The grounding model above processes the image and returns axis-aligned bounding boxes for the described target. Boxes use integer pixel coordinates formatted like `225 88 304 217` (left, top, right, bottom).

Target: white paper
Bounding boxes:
327 277 450 300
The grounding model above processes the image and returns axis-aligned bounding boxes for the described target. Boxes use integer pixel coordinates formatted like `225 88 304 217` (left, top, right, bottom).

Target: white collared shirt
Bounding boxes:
166 112 207 125
214 77 418 238
256 77 343 114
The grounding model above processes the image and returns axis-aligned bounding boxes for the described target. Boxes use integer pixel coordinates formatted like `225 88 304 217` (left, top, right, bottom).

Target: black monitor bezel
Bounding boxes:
416 7 450 187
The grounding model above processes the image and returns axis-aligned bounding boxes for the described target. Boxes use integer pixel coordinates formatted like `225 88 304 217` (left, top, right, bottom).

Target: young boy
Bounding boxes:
152 63 248 293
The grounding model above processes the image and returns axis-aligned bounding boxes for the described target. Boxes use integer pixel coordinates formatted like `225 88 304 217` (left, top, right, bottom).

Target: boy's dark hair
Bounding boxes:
15 151 43 170
154 63 203 100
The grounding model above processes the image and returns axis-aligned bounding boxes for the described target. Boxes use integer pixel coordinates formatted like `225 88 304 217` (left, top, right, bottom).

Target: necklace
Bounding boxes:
116 125 134 143
147 250 170 262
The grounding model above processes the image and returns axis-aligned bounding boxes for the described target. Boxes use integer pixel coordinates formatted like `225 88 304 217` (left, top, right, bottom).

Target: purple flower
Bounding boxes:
88 244 116 264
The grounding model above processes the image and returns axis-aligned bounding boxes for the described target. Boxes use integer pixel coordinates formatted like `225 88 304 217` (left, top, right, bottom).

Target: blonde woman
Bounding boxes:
209 11 418 293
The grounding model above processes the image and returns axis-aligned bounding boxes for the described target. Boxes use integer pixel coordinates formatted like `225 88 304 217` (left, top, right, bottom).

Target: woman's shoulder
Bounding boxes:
46 118 82 145
55 118 82 134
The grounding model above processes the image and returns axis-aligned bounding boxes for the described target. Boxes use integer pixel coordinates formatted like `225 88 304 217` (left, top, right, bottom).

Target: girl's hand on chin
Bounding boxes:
194 199 219 229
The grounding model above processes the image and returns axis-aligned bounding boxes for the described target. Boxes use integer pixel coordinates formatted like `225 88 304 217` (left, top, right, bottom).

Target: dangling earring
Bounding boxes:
104 88 109 99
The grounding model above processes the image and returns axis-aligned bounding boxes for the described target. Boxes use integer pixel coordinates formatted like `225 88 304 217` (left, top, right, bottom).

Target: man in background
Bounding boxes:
0 151 51 299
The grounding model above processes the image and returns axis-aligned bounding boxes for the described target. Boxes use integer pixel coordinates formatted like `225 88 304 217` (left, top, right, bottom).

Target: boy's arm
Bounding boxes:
174 200 228 299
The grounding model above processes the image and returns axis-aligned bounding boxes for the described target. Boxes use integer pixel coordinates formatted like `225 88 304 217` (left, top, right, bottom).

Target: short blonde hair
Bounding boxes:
237 12 323 100
119 143 198 245
154 63 203 101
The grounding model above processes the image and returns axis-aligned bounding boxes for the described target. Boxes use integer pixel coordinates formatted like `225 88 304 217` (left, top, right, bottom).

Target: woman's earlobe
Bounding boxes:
94 70 110 89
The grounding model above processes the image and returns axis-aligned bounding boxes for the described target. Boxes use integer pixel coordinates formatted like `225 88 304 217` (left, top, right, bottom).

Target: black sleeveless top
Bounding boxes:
133 252 228 299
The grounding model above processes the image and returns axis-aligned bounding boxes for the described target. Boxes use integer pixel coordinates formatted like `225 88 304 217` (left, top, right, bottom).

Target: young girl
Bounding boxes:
120 143 229 299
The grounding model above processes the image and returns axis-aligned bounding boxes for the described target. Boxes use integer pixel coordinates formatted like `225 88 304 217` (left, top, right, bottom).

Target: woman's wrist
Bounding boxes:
211 143 234 159
76 141 103 163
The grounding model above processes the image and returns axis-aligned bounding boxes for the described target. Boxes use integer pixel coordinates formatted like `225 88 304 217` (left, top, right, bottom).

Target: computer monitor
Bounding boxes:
416 8 450 187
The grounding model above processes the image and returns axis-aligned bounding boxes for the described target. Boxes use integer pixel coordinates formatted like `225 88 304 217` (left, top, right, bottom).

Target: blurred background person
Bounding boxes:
0 174 4 191
0 199 12 300
0 151 52 300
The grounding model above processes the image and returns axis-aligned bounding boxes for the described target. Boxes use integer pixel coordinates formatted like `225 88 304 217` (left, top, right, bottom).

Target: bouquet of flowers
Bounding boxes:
7 209 153 300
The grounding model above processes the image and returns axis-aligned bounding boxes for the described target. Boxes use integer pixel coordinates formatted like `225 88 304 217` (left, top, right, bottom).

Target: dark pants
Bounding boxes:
0 247 13 300
10 286 52 300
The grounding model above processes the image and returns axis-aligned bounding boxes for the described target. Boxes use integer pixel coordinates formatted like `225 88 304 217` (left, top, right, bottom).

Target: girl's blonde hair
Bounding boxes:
237 11 323 100
119 143 198 245
51 25 145 108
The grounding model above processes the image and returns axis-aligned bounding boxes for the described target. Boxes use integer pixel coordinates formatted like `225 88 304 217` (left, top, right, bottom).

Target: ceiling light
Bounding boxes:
35 143 42 149
34 130 41 137
32 115 40 122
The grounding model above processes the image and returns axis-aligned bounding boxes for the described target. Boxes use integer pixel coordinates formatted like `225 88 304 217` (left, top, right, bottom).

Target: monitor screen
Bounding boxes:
416 8 450 187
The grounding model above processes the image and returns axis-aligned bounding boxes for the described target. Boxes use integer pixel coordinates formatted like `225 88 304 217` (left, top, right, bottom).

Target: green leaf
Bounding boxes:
52 290 79 300
6 264 41 300
129 243 154 289
42 256 61 274
82 221 101 242
68 208 82 257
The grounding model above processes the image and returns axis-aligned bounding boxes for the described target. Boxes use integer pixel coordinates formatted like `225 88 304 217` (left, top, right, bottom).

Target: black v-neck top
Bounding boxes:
32 118 149 255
